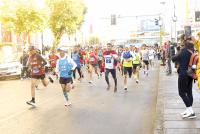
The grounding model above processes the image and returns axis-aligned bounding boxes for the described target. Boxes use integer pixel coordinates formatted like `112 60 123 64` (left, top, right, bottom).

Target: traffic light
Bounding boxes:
155 19 159 25
195 11 200 22
111 14 116 25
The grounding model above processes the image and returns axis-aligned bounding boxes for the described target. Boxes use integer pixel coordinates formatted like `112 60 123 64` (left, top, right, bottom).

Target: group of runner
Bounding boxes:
24 43 156 107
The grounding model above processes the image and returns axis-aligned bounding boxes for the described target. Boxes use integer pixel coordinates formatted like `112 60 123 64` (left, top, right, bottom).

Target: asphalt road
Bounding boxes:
0 64 159 134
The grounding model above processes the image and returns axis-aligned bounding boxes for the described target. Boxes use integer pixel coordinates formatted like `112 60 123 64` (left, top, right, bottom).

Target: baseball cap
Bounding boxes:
57 47 68 52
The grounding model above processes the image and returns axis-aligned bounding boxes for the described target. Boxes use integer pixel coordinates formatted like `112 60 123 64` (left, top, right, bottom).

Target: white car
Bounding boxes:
0 62 21 78
0 45 22 79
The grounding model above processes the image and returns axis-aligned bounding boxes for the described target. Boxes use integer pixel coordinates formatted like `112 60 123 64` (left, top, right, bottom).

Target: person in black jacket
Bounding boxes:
172 40 196 119
20 51 30 80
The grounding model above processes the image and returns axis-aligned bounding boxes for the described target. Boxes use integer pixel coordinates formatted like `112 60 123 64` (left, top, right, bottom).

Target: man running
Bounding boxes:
87 46 99 83
71 45 83 81
132 47 141 84
103 43 118 92
121 46 133 90
49 49 59 77
141 44 149 76
56 48 77 106
26 46 54 106
117 46 124 75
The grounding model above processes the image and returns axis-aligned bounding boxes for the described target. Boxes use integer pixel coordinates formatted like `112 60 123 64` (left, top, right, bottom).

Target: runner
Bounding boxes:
121 46 133 90
56 48 77 106
97 47 104 76
103 43 118 92
71 45 82 81
148 46 155 67
132 47 141 84
117 45 124 75
49 49 59 78
87 46 99 83
26 46 54 106
141 44 150 76
78 45 86 78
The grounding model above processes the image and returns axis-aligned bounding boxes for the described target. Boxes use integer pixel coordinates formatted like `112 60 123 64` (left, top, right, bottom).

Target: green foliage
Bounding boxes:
0 0 47 34
89 36 100 45
46 0 86 48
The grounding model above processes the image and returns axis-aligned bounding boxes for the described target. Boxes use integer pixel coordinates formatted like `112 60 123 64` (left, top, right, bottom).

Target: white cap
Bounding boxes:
58 47 68 52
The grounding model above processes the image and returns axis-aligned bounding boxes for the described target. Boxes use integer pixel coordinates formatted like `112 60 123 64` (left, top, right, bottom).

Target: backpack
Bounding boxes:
187 49 199 79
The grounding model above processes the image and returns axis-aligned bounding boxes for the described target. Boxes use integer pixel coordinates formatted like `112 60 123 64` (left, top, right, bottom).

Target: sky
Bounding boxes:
83 0 176 40
82 0 200 41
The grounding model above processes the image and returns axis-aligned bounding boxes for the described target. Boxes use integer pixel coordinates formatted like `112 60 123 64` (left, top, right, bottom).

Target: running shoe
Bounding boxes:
88 81 93 84
182 112 197 119
180 109 187 116
187 113 197 119
26 100 36 106
48 76 54 83
65 101 72 106
136 80 139 84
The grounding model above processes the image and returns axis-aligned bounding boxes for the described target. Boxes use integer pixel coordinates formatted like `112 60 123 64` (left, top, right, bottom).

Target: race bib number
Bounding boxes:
60 65 67 71
106 57 112 63
90 57 95 62
32 67 40 74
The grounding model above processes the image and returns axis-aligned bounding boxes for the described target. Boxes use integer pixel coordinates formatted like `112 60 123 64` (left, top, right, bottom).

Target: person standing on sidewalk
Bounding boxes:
172 39 196 119
56 48 77 106
20 51 30 80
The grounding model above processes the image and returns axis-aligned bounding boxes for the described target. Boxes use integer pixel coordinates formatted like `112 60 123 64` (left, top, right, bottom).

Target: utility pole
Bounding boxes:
172 0 177 42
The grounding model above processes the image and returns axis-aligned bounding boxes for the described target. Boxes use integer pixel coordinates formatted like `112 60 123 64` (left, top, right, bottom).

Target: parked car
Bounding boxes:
0 45 21 79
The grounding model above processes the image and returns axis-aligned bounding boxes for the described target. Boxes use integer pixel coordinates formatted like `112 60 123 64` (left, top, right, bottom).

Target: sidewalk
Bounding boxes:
154 66 200 134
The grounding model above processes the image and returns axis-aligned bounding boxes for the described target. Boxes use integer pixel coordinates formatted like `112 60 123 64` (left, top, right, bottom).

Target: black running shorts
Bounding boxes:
143 60 149 65
59 77 73 85
123 67 132 78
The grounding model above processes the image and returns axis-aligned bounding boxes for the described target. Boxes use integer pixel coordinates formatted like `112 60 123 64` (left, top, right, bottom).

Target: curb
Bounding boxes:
154 64 164 134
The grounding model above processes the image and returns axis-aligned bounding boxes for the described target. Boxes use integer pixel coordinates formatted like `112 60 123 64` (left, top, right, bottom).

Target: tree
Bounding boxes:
46 0 86 49
0 0 47 44
89 36 100 46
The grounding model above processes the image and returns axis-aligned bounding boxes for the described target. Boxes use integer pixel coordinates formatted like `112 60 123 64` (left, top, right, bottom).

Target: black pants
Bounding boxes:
178 75 193 107
105 69 117 87
73 67 82 79
21 67 29 78
167 58 172 74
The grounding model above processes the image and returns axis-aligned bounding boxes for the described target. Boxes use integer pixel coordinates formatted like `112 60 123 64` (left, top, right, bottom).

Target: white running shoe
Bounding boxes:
182 110 192 118
88 81 93 84
180 109 187 116
65 101 72 106
136 80 139 84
